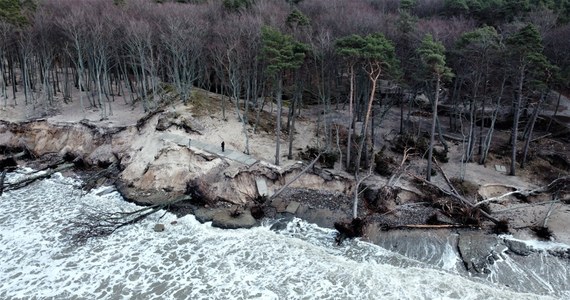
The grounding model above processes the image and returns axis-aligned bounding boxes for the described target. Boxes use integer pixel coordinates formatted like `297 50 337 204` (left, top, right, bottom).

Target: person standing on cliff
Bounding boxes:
221 141 225 152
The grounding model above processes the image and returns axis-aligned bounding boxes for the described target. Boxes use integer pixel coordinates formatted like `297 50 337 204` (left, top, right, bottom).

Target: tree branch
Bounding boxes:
474 176 570 207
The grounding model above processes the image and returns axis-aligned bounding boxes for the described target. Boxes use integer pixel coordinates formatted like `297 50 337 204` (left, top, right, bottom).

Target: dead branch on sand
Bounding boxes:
387 147 414 187
474 176 570 207
493 200 561 213
542 199 560 228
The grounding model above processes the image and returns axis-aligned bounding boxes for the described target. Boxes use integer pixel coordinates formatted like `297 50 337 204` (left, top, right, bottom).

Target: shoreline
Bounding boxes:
1 104 569 277
3 139 570 286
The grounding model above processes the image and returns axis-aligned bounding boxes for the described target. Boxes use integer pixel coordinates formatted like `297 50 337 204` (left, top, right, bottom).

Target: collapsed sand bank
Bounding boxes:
1 89 569 276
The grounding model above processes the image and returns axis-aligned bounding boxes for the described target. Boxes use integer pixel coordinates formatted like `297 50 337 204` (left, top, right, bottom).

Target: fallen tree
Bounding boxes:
66 195 190 245
2 162 75 193
409 159 500 225
269 152 322 201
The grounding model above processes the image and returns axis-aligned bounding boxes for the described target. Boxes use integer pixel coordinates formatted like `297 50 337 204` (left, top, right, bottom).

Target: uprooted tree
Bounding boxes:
65 195 190 245
412 159 570 235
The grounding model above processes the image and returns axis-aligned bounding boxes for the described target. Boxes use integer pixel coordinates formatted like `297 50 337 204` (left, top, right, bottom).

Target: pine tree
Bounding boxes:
506 24 552 175
261 26 308 165
417 34 453 181
0 0 26 25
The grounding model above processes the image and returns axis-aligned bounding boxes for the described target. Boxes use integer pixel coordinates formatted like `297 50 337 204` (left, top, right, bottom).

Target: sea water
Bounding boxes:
0 169 565 299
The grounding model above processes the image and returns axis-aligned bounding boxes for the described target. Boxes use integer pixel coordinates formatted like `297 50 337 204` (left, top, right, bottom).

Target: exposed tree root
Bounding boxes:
532 226 553 240
492 219 510 234
136 108 165 131
80 161 120 191
0 150 32 171
409 159 500 225
334 218 366 245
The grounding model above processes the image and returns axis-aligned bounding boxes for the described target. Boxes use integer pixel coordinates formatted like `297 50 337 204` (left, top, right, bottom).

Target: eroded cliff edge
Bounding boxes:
0 112 356 224
1 108 569 285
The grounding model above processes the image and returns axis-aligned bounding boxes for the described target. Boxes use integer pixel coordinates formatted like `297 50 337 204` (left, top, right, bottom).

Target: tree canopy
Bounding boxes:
261 26 308 76
336 33 399 77
0 0 28 25
0 0 568 177
417 34 454 81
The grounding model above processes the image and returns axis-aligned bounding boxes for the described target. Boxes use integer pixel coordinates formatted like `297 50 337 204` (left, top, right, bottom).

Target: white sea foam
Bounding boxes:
0 172 563 299
501 234 570 252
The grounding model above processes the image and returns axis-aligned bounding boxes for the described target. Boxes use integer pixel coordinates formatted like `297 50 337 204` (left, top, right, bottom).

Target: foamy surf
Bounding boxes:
0 171 565 299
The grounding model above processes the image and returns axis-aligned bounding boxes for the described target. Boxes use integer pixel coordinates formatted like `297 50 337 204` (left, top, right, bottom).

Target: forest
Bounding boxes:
1 0 569 181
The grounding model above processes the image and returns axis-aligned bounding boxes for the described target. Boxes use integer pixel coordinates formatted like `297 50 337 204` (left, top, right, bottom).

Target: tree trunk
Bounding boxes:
75 41 86 115
521 92 546 168
353 171 372 219
449 77 460 132
466 98 476 162
426 76 441 182
0 52 6 106
138 51 149 112
64 60 71 103
254 79 266 134
335 125 342 170
478 95 487 156
368 105 375 168
9 56 17 103
275 74 283 166
355 64 380 174
399 93 405 134
287 97 297 160
346 65 355 170
288 73 302 160
480 76 506 165
435 115 448 153
547 91 562 132
510 67 525 176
